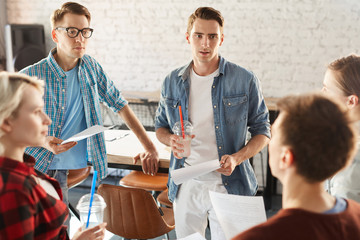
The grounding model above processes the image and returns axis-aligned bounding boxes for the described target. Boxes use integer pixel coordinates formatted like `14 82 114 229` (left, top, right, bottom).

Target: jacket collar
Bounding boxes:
178 55 226 81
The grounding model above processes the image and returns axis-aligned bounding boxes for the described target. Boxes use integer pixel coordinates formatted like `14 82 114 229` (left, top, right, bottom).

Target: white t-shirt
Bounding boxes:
187 68 222 182
33 175 60 200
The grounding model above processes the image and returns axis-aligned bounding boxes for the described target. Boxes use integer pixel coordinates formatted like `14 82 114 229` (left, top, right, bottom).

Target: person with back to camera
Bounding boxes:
233 93 360 240
155 6 270 239
0 72 106 240
322 54 360 202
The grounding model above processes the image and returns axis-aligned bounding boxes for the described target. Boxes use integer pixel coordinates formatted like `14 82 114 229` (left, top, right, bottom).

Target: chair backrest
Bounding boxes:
97 184 175 239
67 167 91 189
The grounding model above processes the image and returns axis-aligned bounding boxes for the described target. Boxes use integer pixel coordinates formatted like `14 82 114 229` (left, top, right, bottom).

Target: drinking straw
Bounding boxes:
178 106 185 139
86 170 97 229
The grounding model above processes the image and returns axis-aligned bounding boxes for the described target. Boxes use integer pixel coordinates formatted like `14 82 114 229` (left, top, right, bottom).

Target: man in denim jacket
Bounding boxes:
155 7 270 239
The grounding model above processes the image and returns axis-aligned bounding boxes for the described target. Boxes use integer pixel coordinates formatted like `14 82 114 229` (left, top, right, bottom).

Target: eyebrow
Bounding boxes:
193 32 219 36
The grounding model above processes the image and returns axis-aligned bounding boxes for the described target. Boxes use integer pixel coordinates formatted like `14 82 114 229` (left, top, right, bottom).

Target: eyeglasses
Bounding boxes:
55 27 94 39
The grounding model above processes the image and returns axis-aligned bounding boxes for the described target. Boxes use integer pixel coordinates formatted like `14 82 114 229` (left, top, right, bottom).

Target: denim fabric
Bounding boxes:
47 170 70 230
155 56 271 202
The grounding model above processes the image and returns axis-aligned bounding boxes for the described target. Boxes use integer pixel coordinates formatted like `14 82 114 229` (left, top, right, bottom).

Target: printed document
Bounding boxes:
170 159 221 185
209 191 267 240
61 125 112 144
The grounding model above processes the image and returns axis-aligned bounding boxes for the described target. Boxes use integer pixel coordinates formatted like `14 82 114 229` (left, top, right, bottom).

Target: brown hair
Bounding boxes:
187 7 224 34
51 2 91 28
276 93 357 182
328 54 360 97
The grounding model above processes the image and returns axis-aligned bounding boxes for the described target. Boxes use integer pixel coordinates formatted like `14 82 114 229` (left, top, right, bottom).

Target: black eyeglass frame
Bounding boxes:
55 27 94 39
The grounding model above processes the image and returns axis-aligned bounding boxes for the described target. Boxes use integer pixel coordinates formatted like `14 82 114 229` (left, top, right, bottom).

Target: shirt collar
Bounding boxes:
47 48 82 80
0 154 37 176
178 55 226 81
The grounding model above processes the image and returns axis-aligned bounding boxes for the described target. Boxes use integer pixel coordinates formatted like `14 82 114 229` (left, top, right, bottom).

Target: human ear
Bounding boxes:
0 118 14 134
219 33 224 46
346 95 359 109
279 148 294 170
51 29 58 43
185 32 190 44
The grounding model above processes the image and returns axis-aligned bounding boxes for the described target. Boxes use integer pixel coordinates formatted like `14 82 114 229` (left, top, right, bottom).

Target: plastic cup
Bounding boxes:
76 193 107 230
172 120 193 158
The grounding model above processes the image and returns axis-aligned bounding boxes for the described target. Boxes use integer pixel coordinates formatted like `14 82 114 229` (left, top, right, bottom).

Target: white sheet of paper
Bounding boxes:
61 125 111 144
170 159 221 185
209 191 267 240
178 232 206 240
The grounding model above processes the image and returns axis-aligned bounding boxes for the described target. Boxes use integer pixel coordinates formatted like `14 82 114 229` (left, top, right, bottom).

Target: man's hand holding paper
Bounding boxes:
170 159 222 185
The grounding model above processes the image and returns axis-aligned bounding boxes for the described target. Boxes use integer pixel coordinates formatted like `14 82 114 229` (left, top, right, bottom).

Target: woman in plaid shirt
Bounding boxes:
0 72 106 239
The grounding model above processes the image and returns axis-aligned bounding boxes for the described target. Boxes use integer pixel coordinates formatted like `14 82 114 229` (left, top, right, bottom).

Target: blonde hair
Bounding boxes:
0 72 44 153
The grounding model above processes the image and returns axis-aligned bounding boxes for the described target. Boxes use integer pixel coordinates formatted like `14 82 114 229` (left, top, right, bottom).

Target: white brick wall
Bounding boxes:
5 0 360 97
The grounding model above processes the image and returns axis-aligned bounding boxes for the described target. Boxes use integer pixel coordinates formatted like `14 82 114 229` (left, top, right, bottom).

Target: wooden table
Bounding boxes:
106 129 171 173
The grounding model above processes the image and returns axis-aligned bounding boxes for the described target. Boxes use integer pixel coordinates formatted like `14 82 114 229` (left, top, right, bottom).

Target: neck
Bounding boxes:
192 56 220 76
0 138 25 162
349 106 360 122
281 173 335 213
54 49 78 72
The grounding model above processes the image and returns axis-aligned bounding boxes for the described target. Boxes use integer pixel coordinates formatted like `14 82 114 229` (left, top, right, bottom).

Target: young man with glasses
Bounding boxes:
20 1 159 222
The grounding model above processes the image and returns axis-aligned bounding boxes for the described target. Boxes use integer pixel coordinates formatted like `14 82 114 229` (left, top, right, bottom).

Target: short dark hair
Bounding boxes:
187 7 224 34
277 93 357 182
51 2 91 28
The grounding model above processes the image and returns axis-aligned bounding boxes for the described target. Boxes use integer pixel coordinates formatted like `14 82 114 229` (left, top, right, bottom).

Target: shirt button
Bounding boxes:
174 105 176 108
228 103 231 106
216 126 219 129
58 125 61 128
61 106 65 110
224 182 228 186
62 89 65 92
214 105 217 108
212 85 215 88
219 146 222 150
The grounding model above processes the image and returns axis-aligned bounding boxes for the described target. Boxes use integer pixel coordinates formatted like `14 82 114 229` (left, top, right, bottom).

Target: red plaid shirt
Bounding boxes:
0 154 69 239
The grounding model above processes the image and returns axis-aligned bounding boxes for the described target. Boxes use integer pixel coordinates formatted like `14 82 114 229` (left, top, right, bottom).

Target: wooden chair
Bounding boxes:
98 184 175 239
157 188 173 208
119 171 168 192
67 167 91 219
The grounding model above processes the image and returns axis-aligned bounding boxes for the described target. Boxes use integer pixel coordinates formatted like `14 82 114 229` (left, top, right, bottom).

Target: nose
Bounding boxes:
201 37 209 47
75 31 85 42
42 112 52 126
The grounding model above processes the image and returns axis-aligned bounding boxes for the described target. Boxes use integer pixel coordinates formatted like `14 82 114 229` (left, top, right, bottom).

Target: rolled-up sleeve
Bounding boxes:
155 79 171 130
247 75 271 139
95 61 128 112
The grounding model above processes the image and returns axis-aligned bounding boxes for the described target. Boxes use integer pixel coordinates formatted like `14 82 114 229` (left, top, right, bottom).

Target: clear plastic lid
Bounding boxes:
76 193 107 212
172 120 193 135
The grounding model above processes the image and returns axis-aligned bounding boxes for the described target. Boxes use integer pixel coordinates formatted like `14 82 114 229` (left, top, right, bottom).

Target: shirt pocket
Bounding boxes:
164 97 181 127
222 95 248 125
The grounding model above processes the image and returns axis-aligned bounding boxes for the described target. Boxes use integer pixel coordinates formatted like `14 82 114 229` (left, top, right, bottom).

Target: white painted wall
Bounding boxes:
4 0 360 97
0 0 7 60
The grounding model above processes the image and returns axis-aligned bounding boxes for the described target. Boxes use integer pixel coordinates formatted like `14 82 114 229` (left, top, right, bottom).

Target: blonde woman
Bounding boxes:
0 72 106 239
322 54 360 202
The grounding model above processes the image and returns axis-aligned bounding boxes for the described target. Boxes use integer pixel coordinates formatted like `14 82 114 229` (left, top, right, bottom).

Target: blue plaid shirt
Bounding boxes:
20 48 127 179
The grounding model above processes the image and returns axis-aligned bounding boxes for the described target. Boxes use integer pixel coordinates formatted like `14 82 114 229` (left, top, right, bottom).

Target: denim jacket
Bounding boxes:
155 56 271 202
